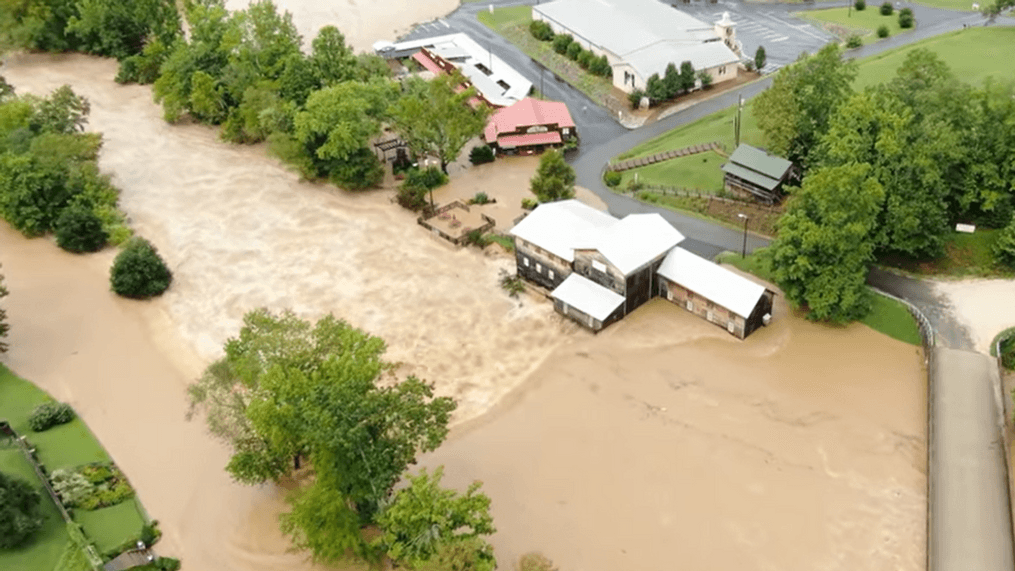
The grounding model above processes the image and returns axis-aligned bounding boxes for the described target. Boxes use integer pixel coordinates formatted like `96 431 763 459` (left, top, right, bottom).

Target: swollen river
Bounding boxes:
0 53 926 571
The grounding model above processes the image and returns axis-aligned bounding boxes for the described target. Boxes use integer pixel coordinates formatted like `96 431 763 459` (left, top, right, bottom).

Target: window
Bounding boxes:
727 320 736 334
707 310 714 322
536 262 542 272
523 257 529 267
548 269 555 280
719 66 726 75
686 300 693 312
562 128 569 135
592 260 607 273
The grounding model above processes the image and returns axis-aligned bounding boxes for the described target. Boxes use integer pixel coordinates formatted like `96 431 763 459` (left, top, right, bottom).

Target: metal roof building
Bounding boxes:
721 144 795 203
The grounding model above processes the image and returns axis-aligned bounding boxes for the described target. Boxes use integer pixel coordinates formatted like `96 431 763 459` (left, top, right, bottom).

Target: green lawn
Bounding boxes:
0 364 147 568
617 151 728 193
795 7 909 45
881 229 1013 277
75 500 147 556
911 0 979 10
717 250 921 345
476 4 529 27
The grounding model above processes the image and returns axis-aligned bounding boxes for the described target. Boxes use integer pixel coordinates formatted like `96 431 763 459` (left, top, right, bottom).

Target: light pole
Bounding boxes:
737 213 749 258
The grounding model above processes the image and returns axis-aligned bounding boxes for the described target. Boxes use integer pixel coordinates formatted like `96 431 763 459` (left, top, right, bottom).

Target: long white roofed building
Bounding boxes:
532 0 743 94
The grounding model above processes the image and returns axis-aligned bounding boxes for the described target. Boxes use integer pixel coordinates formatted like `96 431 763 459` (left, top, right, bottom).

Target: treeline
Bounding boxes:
187 309 498 570
0 83 130 250
2 0 490 190
754 45 1015 321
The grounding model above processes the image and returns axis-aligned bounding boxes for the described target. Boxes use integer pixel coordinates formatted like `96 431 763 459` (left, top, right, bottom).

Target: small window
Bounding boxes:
592 260 607 273
548 269 555 280
686 300 693 312
562 128 569 135
523 257 529 267
727 320 736 333
536 262 542 272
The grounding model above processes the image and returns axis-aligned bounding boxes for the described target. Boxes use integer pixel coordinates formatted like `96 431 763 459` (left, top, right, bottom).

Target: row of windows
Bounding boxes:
521 255 555 281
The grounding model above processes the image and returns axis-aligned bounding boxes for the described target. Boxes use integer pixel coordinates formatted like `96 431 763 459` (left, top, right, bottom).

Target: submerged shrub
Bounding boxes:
55 204 108 253
469 145 495 165
110 237 173 299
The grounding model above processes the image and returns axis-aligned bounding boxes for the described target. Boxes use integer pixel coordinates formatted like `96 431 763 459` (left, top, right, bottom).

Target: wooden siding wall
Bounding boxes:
624 258 665 315
658 278 750 338
553 299 623 332
516 238 572 289
573 250 626 296
743 290 775 338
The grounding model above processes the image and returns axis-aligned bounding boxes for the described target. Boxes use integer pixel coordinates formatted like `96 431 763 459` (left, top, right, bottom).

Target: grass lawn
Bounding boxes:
487 233 515 251
910 0 979 9
617 152 727 193
477 6 616 106
717 250 922 345
796 7 909 45
881 229 1013 277
75 500 147 556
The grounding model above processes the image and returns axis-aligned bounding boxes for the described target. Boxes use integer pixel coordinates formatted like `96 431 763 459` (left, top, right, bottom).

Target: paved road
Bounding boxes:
931 347 1014 571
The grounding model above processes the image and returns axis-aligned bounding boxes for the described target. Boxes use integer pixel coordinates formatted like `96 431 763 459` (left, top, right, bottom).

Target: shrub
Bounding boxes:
696 69 713 89
877 25 890 38
155 557 181 571
51 469 95 507
28 401 75 431
0 471 44 549
592 55 611 77
846 35 864 48
899 9 914 28
627 178 645 193
994 217 1015 269
566 42 582 61
55 204 108 253
499 271 526 298
551 34 573 55
577 49 594 70
519 552 557 571
1000 334 1015 370
855 0 866 10
397 167 447 212
471 192 491 205
880 1 893 14
464 230 492 248
469 145 495 165
628 88 646 109
745 60 756 72
754 46 767 71
528 20 554 41
110 237 173 299
603 170 622 188
521 198 538 210
141 521 163 547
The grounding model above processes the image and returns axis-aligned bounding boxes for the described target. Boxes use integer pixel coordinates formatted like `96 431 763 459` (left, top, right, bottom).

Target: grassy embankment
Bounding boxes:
477 5 615 106
796 6 909 45
718 251 923 345
0 364 148 570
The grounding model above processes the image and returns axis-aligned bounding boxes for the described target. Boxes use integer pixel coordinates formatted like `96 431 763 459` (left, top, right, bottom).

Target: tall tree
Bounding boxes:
389 72 490 173
678 60 695 93
530 149 575 203
374 467 496 568
769 163 885 322
310 25 358 86
752 44 857 169
67 0 181 60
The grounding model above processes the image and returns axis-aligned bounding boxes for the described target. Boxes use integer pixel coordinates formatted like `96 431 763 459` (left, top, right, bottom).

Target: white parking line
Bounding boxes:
440 19 450 29
770 36 790 42
759 12 830 41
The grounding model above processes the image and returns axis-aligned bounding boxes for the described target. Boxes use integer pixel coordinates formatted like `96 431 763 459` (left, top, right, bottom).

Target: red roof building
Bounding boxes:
484 98 577 154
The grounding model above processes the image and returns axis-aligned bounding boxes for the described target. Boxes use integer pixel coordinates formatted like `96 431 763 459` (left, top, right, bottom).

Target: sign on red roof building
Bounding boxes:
484 98 577 154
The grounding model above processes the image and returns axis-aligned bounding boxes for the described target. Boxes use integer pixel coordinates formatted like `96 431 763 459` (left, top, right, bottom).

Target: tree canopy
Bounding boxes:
389 72 491 173
530 150 576 203
0 470 44 549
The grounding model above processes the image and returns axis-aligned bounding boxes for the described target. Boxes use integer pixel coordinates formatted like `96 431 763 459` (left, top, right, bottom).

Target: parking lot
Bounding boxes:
662 1 833 72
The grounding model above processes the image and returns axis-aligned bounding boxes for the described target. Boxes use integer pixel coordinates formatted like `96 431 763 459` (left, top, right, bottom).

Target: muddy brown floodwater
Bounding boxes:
0 52 927 571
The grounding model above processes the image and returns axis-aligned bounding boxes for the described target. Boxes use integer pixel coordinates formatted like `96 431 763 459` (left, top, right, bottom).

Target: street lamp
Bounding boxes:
737 213 749 258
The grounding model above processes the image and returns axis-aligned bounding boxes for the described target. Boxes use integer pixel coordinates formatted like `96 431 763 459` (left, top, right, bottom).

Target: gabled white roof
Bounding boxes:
551 274 626 322
509 200 618 262
657 247 768 319
593 214 685 275
623 41 740 82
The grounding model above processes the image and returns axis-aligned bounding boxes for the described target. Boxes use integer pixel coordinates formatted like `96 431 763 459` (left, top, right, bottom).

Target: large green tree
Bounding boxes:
769 163 885 322
374 467 495 569
752 44 857 170
0 0 79 52
67 0 180 60
389 73 491 173
530 149 575 203
0 471 44 548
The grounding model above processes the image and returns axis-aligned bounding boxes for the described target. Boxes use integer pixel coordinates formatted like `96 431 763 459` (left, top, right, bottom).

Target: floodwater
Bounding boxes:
0 51 927 571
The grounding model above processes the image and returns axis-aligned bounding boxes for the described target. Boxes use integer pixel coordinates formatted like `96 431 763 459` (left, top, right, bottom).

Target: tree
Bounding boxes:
645 73 668 103
0 0 80 53
66 0 181 60
0 471 44 549
880 1 894 14
375 467 495 568
898 8 914 28
994 216 1015 269
769 163 885 322
0 264 8 354
30 85 90 135
0 152 72 236
389 73 490 173
566 41 581 61
55 203 107 253
415 537 497 571
754 46 766 71
310 26 357 86
696 69 712 89
293 79 396 185
551 34 572 55
663 62 680 99
752 44 857 170
678 61 695 93
530 150 575 202
221 0 302 102
109 237 172 298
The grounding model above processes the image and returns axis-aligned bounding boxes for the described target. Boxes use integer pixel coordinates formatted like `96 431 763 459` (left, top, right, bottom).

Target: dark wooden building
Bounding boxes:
721 144 794 204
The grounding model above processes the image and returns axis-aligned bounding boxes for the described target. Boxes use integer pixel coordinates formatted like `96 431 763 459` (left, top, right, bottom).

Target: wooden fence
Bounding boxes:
631 184 784 212
608 141 723 172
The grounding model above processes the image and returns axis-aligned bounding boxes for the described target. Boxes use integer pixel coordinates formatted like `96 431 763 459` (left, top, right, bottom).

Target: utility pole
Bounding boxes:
738 213 749 258
735 94 743 147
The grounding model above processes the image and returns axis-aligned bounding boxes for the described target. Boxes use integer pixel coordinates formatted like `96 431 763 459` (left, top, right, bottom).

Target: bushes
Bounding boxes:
518 552 557 571
0 471 44 548
603 170 622 188
846 35 864 48
754 46 767 71
469 145 495 165
110 237 173 299
551 34 573 55
628 88 646 109
696 69 713 89
877 25 890 38
471 192 491 205
880 1 894 14
50 463 135 511
566 42 582 61
464 230 492 248
528 20 554 41
577 50 595 70
499 271 526 298
521 198 538 210
29 401 75 431
55 204 108 253
899 8 914 28
855 0 867 10
994 217 1015 269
